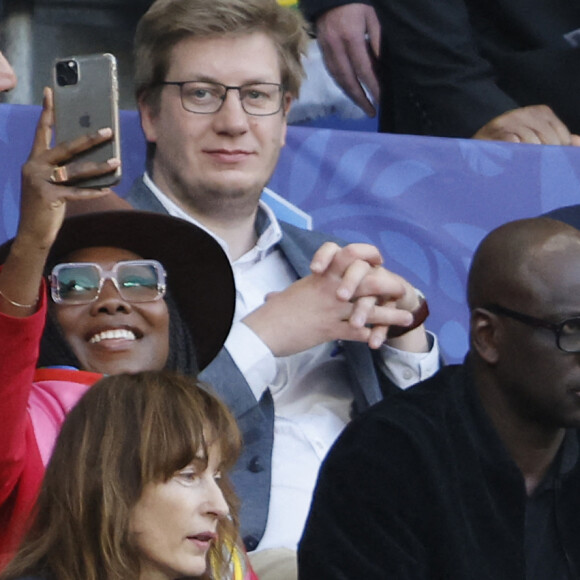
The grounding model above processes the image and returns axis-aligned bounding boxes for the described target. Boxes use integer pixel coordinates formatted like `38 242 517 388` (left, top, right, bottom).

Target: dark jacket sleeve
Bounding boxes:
298 0 518 136
375 0 519 137
298 411 431 579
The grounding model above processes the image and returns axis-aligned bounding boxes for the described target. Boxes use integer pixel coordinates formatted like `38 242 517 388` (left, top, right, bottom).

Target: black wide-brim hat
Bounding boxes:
0 210 235 371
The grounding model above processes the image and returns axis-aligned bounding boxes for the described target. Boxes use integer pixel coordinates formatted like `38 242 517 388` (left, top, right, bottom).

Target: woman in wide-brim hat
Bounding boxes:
6 209 236 375
0 89 248 577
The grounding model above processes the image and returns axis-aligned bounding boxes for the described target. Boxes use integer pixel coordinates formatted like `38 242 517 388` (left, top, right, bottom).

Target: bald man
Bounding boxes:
299 217 580 580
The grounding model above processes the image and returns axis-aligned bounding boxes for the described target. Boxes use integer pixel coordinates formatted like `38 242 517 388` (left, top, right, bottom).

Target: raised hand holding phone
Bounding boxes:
0 87 120 317
52 53 122 188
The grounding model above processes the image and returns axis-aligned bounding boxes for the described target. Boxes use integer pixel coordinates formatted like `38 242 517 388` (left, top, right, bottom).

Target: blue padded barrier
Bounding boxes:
3 104 580 362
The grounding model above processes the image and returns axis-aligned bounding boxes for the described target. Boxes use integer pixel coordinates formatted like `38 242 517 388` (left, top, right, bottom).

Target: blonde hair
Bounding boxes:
1 371 242 580
134 0 310 111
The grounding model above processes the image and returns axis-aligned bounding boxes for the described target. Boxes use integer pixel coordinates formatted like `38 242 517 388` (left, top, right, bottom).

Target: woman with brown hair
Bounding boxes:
1 370 257 580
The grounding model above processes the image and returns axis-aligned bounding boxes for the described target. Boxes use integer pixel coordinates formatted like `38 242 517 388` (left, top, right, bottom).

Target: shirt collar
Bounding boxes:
143 172 282 263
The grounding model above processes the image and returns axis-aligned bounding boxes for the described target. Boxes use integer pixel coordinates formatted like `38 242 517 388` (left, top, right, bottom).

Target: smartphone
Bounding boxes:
52 53 121 188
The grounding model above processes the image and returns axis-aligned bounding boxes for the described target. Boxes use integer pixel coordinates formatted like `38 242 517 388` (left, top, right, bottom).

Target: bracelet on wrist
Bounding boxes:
0 288 39 309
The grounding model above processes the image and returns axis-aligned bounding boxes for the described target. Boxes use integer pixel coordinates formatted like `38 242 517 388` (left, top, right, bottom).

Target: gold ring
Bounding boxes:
50 165 68 184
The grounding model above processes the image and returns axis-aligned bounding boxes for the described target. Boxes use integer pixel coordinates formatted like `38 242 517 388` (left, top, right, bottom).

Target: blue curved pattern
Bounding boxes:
326 143 382 200
378 231 431 286
286 129 331 206
3 104 580 362
433 249 465 303
370 160 434 199
539 147 580 212
443 223 488 252
458 139 514 177
439 320 469 362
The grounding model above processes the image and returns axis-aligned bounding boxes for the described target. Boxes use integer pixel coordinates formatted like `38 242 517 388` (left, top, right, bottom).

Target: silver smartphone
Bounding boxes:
52 53 121 188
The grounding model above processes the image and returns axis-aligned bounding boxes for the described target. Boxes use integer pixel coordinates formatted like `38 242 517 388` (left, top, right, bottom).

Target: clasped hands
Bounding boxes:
242 242 426 357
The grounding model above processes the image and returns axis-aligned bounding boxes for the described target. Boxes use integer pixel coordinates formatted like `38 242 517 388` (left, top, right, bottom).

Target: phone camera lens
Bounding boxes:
55 60 79 87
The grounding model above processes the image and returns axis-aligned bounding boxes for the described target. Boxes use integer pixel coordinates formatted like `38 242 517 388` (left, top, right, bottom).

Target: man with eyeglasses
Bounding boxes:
124 0 440 576
300 216 580 580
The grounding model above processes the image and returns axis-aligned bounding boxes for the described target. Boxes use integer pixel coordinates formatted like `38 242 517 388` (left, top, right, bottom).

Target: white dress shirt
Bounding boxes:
144 173 440 550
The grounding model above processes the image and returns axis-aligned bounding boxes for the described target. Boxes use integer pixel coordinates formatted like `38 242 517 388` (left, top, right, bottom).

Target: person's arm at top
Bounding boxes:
371 0 580 144
302 0 580 144
472 104 580 146
300 0 381 117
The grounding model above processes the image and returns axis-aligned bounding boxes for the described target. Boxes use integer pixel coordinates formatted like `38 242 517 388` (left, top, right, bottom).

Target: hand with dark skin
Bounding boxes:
473 105 580 145
0 88 121 317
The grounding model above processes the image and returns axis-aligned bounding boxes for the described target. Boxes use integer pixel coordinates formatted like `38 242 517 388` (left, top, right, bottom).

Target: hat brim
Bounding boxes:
0 210 235 371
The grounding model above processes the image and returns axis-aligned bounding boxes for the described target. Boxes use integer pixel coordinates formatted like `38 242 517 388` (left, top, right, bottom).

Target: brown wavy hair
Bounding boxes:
1 371 242 580
134 0 310 113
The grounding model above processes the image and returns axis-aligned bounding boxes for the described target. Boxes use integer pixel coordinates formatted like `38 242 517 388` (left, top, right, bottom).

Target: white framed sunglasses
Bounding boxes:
50 260 167 305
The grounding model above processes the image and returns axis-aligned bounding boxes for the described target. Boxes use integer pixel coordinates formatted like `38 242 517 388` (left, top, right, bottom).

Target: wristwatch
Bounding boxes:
387 288 429 339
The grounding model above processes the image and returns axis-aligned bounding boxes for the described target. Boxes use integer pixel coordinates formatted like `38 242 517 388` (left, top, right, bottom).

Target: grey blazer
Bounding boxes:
126 177 395 549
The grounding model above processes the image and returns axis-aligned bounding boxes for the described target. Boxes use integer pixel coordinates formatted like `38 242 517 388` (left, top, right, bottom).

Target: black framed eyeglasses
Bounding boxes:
160 80 285 116
50 260 167 305
483 303 580 353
